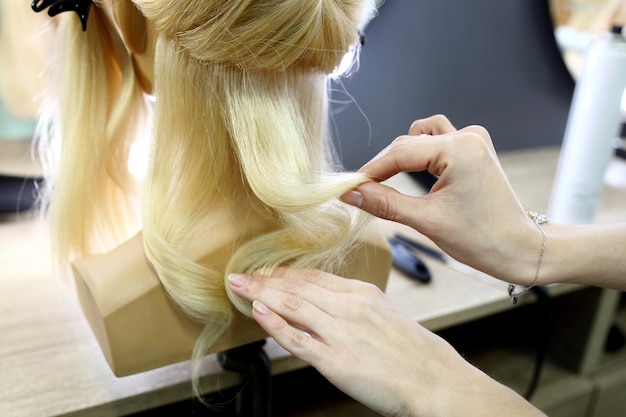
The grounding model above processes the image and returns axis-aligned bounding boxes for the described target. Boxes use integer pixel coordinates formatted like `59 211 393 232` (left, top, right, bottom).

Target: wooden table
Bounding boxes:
1 146 625 417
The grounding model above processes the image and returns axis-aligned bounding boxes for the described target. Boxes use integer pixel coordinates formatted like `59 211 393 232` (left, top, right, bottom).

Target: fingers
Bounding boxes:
228 268 386 334
356 122 493 183
356 134 453 182
248 299 326 364
341 118 495 233
264 267 360 294
228 270 349 335
229 272 325 317
341 181 431 229
228 269 395 374
408 114 457 136
228 272 333 362
357 114 457 182
461 124 496 155
228 270 374 367
229 269 383 320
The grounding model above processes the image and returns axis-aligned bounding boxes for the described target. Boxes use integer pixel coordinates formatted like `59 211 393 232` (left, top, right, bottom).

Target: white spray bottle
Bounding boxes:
549 25 626 224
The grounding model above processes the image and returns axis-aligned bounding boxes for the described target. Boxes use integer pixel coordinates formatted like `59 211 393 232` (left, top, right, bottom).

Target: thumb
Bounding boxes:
342 182 427 230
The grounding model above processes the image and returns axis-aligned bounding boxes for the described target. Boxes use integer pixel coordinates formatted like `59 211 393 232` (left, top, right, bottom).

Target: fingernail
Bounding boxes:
340 190 363 208
228 274 250 287
252 300 270 315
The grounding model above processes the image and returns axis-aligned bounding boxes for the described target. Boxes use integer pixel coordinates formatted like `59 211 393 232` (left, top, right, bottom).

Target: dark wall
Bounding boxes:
330 0 575 170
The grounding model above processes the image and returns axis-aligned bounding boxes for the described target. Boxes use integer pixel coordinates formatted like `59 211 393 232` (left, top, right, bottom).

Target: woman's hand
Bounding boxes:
228 268 541 417
342 115 541 285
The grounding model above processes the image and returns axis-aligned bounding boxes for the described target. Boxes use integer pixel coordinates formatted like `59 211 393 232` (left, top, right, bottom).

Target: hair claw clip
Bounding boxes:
32 0 92 31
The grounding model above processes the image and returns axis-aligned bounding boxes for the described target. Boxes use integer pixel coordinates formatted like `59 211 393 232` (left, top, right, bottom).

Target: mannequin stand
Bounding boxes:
217 340 272 417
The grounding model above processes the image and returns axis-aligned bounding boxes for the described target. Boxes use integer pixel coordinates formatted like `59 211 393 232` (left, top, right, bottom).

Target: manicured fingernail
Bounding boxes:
252 300 270 315
340 190 363 208
228 274 250 287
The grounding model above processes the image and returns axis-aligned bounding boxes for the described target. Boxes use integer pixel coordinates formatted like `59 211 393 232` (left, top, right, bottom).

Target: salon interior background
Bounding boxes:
330 0 622 171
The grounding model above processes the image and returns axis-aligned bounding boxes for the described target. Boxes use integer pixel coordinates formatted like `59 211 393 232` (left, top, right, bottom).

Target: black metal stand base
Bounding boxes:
217 340 272 417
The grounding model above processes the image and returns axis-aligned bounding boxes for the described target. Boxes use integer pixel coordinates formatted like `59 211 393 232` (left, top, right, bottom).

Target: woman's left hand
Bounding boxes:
227 268 536 417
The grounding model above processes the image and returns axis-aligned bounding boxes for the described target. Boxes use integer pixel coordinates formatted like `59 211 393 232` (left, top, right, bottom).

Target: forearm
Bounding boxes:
441 372 545 417
541 223 626 290
404 351 545 417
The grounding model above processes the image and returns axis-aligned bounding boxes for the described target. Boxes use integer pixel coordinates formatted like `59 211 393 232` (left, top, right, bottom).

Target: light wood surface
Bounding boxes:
1 146 625 417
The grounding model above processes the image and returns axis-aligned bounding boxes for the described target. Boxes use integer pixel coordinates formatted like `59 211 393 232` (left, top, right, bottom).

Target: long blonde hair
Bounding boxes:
40 0 376 397
38 2 147 267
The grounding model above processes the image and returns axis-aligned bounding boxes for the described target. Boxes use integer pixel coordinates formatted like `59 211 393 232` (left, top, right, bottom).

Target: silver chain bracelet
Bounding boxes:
508 211 549 305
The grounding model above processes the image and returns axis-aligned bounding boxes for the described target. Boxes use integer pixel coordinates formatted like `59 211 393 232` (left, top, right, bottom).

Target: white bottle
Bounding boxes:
548 25 626 224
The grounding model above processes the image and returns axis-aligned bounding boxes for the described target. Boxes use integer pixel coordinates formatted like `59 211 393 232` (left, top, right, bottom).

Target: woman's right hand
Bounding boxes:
342 115 542 285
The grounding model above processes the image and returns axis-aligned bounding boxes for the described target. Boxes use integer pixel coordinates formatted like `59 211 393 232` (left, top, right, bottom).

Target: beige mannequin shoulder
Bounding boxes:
73 224 391 376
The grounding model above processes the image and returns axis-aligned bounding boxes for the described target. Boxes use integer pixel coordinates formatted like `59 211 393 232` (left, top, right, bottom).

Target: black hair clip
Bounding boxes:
32 0 92 32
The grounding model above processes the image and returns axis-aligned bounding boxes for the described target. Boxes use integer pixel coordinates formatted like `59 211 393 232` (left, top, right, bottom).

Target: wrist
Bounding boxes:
485 212 544 287
506 211 549 304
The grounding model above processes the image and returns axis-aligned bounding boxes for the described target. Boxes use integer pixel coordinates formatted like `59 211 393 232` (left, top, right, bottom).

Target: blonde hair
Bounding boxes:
38 3 147 267
40 0 376 398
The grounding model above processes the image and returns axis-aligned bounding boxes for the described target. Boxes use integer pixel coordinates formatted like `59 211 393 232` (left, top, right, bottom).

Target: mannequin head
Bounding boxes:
37 0 377 395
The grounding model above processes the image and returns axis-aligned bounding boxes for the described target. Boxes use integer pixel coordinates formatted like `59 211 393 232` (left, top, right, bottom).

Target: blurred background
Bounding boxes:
0 0 47 213
329 0 626 170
